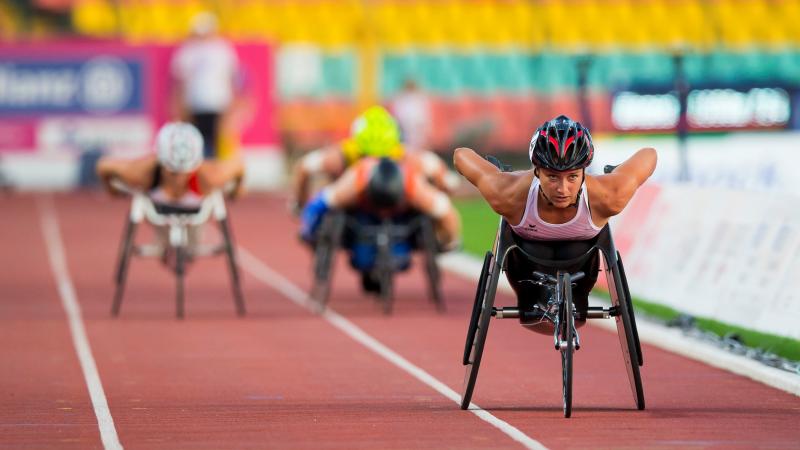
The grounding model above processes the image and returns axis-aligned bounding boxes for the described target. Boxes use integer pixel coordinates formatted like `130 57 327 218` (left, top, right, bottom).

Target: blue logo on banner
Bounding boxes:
0 57 143 115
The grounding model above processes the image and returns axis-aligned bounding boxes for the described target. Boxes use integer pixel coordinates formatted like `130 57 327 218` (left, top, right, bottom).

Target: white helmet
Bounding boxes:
155 122 204 173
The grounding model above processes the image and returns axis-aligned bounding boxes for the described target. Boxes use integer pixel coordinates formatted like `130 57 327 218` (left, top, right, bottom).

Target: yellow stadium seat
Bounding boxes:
72 0 118 37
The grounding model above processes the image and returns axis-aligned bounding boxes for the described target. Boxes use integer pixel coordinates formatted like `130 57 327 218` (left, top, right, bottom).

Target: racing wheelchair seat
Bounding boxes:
310 207 444 314
110 180 245 319
460 161 645 418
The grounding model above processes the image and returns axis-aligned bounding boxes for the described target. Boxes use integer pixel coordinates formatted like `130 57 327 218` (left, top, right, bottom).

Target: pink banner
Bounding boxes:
0 39 277 153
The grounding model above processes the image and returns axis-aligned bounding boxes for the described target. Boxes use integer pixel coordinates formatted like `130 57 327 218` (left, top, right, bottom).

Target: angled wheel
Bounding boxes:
219 217 246 316
420 217 444 312
559 272 575 418
617 252 642 366
111 218 137 317
463 252 492 365
608 256 645 410
311 213 344 310
461 252 499 410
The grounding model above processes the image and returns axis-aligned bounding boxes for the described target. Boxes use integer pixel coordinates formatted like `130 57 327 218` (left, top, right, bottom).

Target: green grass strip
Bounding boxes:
454 198 499 255
453 198 800 363
592 289 800 362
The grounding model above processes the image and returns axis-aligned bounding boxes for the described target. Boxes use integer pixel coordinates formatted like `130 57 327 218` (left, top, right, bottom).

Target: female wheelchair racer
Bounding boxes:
454 115 657 416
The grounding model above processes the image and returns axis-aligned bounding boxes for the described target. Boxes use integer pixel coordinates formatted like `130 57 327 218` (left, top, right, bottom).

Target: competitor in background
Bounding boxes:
300 156 460 251
299 155 460 292
454 115 656 332
96 122 245 210
289 105 459 213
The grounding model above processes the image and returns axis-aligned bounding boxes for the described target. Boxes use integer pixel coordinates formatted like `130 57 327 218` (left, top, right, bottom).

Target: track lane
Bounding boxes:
0 194 103 449
52 193 534 449
236 194 800 449
11 191 795 449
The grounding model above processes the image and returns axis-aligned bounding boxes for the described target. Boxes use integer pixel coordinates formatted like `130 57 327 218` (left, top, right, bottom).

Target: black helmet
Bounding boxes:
529 115 594 171
365 157 405 209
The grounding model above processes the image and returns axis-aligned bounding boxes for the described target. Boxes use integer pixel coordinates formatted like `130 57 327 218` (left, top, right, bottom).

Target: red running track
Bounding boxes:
1 191 799 449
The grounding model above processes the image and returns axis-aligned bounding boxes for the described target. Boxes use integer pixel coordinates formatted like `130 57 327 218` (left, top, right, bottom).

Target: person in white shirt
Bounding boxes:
169 12 241 159
391 78 432 151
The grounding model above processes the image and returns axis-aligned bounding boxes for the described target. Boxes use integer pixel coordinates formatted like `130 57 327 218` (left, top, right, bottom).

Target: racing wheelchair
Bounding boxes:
110 180 246 319
310 209 443 314
461 162 644 418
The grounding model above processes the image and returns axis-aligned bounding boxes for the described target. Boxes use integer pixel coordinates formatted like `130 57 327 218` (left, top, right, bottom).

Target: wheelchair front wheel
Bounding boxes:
175 246 187 319
559 272 575 418
378 267 393 314
375 223 395 314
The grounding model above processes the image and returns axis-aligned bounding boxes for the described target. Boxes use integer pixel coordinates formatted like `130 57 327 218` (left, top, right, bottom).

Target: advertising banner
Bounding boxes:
610 184 800 340
610 85 796 133
0 40 277 155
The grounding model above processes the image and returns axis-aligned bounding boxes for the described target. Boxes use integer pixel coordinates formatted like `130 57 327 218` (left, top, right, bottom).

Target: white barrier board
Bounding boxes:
613 184 800 340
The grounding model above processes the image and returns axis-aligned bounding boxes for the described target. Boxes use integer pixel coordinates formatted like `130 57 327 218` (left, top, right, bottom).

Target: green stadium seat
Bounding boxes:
321 52 356 97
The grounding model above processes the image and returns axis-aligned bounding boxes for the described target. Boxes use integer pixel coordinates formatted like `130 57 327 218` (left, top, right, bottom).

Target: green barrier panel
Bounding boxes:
321 51 356 97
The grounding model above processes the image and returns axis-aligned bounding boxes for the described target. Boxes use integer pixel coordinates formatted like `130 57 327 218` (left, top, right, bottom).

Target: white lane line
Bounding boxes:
38 196 123 450
439 251 800 397
237 247 547 450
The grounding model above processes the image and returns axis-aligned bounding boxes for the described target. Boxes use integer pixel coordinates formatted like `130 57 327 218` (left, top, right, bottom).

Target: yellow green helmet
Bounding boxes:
350 106 402 159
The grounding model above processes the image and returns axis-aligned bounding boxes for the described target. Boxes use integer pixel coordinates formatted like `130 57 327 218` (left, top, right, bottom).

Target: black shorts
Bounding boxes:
190 112 220 159
504 237 600 321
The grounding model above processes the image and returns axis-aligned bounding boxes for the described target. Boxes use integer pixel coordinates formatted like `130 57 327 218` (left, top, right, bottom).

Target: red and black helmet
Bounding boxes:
529 115 594 171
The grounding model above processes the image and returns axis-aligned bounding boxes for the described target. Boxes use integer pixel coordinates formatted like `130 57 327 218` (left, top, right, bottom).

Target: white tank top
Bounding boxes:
510 178 602 241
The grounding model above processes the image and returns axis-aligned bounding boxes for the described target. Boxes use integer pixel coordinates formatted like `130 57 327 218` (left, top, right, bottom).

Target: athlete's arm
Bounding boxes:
453 147 529 221
410 150 460 194
198 157 245 196
407 173 461 250
290 145 346 210
96 155 157 195
590 147 657 217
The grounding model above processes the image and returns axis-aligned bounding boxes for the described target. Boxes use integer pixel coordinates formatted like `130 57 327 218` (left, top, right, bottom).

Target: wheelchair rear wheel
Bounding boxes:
617 252 642 366
463 252 492 366
461 252 497 410
311 213 345 310
111 218 137 317
609 259 645 410
559 272 575 418
420 217 444 312
219 217 246 316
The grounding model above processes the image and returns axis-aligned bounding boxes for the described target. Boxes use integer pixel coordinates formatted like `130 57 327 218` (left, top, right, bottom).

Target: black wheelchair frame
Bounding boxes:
460 162 644 418
311 209 444 314
111 187 245 319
